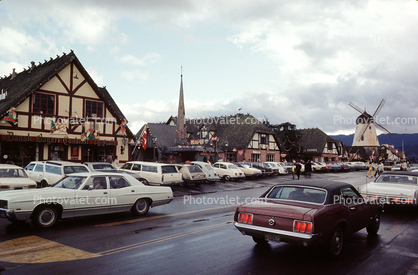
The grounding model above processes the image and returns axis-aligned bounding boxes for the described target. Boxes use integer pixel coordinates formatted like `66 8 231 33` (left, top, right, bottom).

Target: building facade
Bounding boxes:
0 51 134 166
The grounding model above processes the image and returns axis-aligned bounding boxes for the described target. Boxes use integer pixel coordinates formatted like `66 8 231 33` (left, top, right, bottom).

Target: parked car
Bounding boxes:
178 164 207 186
120 161 183 186
0 172 173 228
84 162 149 185
234 163 263 178
337 162 351 172
282 162 294 173
346 162 367 171
247 162 274 176
270 162 288 175
191 161 220 182
233 180 382 257
212 162 245 181
25 161 90 187
263 162 280 175
326 162 340 172
358 171 418 206
0 164 37 191
311 162 330 173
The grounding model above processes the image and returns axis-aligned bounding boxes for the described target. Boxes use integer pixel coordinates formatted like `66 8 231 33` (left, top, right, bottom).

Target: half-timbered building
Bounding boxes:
0 51 134 166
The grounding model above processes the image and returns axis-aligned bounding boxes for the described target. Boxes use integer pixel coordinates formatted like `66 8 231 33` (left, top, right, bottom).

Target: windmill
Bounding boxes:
348 99 393 147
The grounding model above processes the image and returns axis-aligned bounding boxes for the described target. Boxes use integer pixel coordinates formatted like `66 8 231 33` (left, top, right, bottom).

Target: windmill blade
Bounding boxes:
357 123 370 141
375 122 394 137
348 101 364 114
373 98 386 117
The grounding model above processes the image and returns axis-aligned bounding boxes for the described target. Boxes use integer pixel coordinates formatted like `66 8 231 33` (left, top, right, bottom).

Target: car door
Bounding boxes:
340 186 370 234
108 175 139 213
74 176 111 217
30 163 45 183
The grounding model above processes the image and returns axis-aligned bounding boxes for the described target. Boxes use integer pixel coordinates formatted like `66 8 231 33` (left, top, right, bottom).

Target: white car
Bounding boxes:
25 161 90 187
212 162 245 181
0 172 173 228
358 171 418 206
120 161 183 186
234 163 263 178
265 162 288 175
0 164 37 191
191 161 220 182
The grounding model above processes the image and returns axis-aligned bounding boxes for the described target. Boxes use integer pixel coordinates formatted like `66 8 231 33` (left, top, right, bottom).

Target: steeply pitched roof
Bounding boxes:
0 52 76 117
0 51 134 139
183 113 276 150
137 123 177 149
298 128 336 155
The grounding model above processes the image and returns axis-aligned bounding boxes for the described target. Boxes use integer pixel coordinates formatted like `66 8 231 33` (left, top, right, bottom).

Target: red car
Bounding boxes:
234 180 382 257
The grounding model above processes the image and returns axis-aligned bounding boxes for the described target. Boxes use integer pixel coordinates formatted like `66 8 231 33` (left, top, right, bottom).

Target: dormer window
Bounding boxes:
86 100 103 118
32 92 55 114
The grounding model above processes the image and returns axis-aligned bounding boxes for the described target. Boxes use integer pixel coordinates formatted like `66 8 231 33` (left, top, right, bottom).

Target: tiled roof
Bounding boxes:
298 128 336 154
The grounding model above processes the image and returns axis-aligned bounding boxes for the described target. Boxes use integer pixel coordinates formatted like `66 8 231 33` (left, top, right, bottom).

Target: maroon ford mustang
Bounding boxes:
234 180 382 257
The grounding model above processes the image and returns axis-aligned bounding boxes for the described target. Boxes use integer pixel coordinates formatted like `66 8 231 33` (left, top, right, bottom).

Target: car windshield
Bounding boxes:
188 166 202 173
240 164 250 168
228 164 239 169
376 175 418 185
64 166 89 174
266 186 327 204
0 168 28 178
54 176 87 189
92 164 115 170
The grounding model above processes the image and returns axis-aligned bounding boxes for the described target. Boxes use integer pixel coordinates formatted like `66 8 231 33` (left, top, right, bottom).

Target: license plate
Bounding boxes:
264 233 280 242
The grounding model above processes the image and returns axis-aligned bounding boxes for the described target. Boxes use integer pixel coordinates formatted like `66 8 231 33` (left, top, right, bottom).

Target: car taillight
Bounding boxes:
293 220 313 234
238 213 253 224
0 185 10 189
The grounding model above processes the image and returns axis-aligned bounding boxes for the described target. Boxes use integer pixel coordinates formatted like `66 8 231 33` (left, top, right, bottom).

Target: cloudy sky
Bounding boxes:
1 0 418 136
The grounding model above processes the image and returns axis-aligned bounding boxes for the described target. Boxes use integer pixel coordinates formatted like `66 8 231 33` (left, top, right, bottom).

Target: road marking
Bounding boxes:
100 222 231 256
0 236 101 264
95 204 239 227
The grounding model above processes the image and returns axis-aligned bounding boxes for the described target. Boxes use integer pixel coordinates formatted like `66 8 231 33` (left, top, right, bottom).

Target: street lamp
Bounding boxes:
225 141 228 162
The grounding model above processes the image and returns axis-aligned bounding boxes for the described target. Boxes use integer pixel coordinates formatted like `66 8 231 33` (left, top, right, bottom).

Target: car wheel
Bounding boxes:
328 226 343 258
224 175 231 181
366 212 380 235
31 205 58 228
131 198 150 216
41 180 48 188
252 236 268 245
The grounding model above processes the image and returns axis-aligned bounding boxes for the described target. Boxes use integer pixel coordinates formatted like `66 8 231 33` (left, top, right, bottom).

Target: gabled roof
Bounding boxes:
298 128 337 155
183 113 276 150
137 123 177 149
0 51 77 117
0 50 134 139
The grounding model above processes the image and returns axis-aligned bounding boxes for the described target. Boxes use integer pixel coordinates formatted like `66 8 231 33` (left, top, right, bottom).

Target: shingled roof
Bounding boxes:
183 113 276 150
0 50 134 139
298 128 338 155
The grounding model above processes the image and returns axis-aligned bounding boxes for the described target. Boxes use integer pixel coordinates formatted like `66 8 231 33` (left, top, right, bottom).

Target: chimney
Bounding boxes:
10 68 17 80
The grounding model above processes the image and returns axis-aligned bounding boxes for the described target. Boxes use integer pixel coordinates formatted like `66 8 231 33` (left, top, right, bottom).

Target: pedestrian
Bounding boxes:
375 161 384 177
106 154 113 163
295 161 302 180
366 162 374 178
401 161 408 171
112 155 119 168
305 160 312 177
292 162 296 179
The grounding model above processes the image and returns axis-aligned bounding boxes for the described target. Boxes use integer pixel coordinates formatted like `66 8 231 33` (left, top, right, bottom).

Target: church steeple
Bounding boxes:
175 68 187 145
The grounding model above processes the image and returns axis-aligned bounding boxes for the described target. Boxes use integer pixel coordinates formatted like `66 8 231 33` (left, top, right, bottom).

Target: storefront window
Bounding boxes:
266 154 275 162
251 154 260 162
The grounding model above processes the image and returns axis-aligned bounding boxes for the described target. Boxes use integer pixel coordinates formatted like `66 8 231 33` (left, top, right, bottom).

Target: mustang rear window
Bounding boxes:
267 186 326 204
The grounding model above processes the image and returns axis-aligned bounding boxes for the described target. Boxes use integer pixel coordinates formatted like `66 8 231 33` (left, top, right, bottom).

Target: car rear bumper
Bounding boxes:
234 222 321 245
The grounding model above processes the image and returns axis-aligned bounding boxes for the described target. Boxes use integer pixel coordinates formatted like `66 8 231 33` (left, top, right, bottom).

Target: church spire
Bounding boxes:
175 67 186 145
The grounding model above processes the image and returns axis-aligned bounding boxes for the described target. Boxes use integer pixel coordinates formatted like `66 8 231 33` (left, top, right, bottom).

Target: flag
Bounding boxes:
141 127 147 149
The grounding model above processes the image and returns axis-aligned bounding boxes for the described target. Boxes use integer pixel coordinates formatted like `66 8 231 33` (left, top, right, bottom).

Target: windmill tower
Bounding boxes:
348 99 393 147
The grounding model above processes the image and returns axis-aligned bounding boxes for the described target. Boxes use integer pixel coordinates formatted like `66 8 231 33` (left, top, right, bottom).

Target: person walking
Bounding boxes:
366 162 374 178
295 161 302 180
375 161 384 177
305 160 312 177
292 162 296 179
